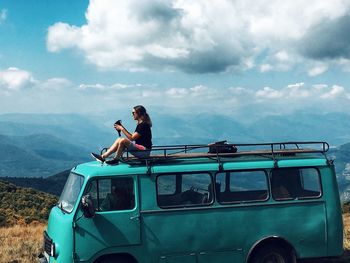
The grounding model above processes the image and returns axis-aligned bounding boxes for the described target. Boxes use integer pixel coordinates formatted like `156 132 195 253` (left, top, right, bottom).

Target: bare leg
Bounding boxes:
115 138 131 159
102 138 122 158
102 138 131 159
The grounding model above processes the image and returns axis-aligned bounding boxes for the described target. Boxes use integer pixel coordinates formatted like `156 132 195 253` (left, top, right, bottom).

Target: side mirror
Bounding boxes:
81 194 95 218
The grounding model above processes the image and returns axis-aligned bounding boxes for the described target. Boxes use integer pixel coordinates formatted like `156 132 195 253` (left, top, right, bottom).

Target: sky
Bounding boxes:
0 0 350 119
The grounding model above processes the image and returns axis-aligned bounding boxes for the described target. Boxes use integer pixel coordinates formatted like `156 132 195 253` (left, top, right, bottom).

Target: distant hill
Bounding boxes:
0 169 70 196
152 111 350 146
2 111 350 147
1 111 350 180
0 113 114 149
0 134 89 177
1 141 349 203
0 180 58 226
329 143 350 202
249 112 350 146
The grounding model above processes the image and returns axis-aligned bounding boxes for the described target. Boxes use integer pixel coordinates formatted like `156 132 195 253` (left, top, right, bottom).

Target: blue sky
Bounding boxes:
0 0 350 119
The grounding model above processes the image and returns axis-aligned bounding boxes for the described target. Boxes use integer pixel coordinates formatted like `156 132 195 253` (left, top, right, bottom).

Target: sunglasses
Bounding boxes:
132 111 136 115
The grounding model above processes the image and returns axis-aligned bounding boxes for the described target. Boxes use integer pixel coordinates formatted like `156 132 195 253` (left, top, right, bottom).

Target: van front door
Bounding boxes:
74 176 140 262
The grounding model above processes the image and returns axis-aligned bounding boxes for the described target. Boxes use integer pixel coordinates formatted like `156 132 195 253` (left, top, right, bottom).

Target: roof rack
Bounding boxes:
102 141 330 165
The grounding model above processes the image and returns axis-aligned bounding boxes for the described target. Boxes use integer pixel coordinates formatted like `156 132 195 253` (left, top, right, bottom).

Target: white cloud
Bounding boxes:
166 87 188 97
0 9 7 24
0 66 348 115
76 81 349 111
79 83 106 90
287 82 305 89
0 68 77 113
39 78 72 90
260 64 273 73
312 84 328 91
46 0 350 74
190 85 208 94
336 58 350 72
308 63 328 76
320 85 345 99
1 72 349 115
145 44 189 59
0 67 35 90
286 82 310 98
259 50 300 73
229 87 248 95
47 22 82 52
275 51 289 62
255 87 283 99
79 83 139 90
0 68 74 93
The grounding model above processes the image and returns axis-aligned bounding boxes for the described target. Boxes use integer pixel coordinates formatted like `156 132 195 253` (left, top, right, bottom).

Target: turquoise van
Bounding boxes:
39 142 343 263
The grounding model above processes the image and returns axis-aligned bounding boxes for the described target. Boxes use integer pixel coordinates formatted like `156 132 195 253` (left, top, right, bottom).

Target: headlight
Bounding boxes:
50 242 56 257
43 231 56 257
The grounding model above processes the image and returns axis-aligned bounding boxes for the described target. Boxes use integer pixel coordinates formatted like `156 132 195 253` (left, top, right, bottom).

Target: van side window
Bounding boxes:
157 175 176 195
271 168 321 200
85 178 135 211
157 173 213 208
215 170 268 204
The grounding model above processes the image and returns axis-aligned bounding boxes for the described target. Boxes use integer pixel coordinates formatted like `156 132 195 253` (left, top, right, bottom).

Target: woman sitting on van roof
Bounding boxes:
91 105 152 165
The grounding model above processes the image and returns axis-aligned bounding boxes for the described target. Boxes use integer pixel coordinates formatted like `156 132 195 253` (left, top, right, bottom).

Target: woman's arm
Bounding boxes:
115 124 140 141
122 127 141 141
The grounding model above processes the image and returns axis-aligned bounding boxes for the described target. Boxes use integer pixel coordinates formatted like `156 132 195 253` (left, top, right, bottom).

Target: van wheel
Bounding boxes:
97 258 129 263
251 244 292 263
96 255 135 263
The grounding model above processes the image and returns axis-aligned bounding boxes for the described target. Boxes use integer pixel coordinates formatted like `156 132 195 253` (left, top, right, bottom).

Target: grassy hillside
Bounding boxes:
0 180 58 227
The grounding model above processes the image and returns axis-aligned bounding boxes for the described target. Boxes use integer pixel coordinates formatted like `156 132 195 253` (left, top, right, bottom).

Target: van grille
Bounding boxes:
43 231 53 255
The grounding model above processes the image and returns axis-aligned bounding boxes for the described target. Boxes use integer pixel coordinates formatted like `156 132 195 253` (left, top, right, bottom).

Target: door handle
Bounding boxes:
130 214 140 220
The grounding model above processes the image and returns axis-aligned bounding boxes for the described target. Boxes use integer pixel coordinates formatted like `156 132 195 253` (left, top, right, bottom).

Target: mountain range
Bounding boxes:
0 133 89 177
0 111 350 179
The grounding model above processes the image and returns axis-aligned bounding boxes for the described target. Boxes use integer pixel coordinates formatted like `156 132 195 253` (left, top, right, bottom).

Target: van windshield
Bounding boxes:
57 172 84 213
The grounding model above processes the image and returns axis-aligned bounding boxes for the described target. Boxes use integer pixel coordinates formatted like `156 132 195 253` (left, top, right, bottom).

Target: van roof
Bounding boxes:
73 141 331 177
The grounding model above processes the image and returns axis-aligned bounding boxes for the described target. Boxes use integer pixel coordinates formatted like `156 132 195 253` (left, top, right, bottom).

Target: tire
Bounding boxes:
96 255 135 263
251 244 293 263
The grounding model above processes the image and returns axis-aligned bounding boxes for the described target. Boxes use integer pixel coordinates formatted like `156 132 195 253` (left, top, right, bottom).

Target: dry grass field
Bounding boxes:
344 213 350 251
1 216 350 263
0 223 45 263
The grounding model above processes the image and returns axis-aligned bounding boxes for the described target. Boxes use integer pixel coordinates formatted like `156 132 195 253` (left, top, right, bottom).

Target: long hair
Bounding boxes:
133 105 152 127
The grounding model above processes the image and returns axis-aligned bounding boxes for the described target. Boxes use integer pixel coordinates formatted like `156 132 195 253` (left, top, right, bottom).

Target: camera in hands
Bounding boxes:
114 120 122 136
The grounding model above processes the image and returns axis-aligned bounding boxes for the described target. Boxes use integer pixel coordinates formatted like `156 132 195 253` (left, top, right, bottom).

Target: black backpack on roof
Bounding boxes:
208 140 237 154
